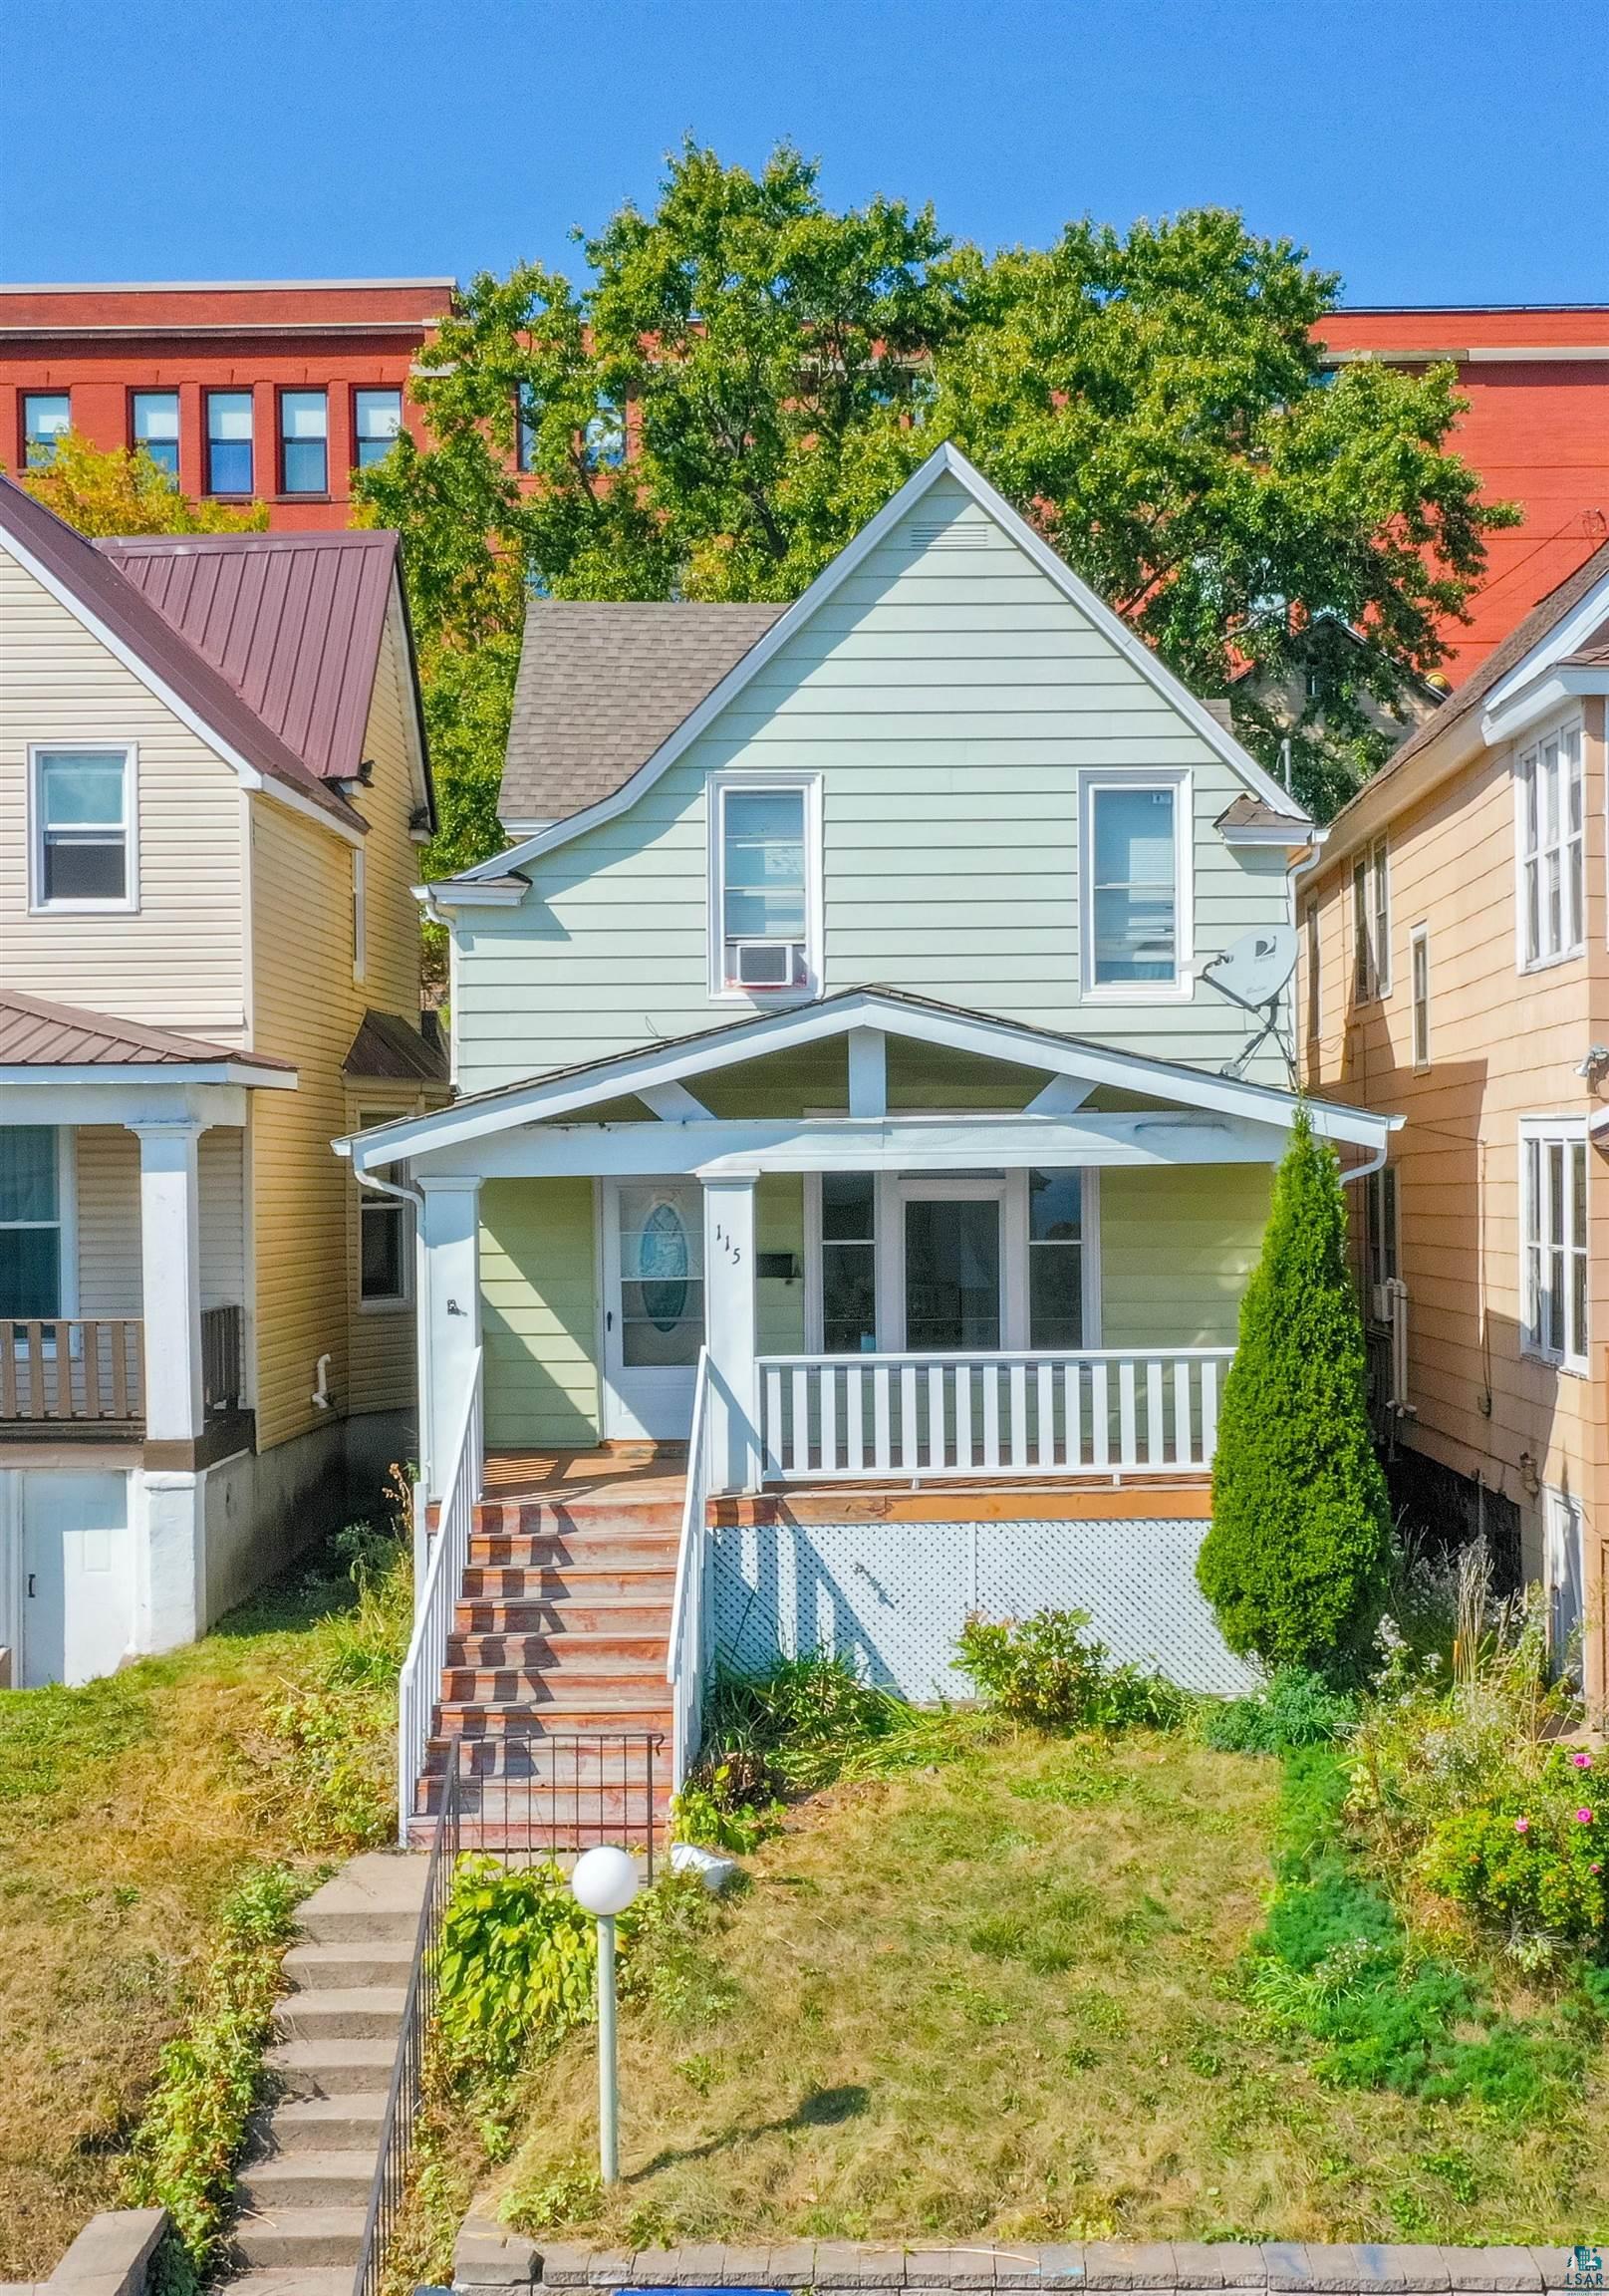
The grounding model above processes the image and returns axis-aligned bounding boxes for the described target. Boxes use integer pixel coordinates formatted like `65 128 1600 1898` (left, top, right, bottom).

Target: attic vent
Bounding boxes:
907 520 997 550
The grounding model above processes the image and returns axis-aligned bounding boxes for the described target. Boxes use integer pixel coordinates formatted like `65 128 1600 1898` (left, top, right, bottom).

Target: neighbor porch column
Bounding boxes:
417 1175 482 1505
130 1118 206 1445
702 1172 759 1493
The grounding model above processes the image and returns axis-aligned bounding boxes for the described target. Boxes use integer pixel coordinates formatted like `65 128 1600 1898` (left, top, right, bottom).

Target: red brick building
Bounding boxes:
1317 306 1609 671
0 279 454 530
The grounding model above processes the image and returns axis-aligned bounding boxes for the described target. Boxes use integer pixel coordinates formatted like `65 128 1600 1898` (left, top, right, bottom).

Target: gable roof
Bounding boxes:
0 473 367 832
99 528 399 785
0 988 294 1080
1337 533 1609 809
340 983 1393 1170
503 601 785 824
343 1006 449 1082
447 444 1310 892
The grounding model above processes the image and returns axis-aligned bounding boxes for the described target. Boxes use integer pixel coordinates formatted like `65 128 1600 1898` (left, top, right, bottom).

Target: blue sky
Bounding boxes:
3 0 1605 305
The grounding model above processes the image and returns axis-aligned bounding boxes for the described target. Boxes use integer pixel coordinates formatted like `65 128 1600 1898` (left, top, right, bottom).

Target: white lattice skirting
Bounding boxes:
708 1516 1259 1699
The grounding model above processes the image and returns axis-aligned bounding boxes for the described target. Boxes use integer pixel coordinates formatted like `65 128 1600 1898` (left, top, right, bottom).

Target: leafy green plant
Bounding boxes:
437 1857 599 2074
1422 1745 1605 1959
124 1865 303 2274
701 1651 914 1796
671 1764 781 1856
954 1607 1183 1733
1199 1113 1393 1675
1200 1666 1360 1755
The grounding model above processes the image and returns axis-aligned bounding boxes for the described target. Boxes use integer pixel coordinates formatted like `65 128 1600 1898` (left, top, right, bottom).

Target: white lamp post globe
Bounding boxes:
571 1845 641 1918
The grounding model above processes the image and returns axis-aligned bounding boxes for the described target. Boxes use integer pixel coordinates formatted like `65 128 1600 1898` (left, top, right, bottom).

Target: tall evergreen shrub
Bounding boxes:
1198 1112 1392 1674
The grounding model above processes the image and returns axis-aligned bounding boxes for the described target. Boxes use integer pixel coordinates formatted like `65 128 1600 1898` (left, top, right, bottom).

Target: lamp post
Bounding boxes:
569 1846 641 2184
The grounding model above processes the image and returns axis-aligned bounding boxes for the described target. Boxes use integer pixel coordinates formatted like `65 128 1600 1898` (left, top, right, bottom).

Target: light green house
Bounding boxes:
343 444 1395 1820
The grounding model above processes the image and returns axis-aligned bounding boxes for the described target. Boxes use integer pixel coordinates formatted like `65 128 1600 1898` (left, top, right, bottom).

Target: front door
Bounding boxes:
20 1471 134 1687
899 1181 1004 1349
602 1181 705 1441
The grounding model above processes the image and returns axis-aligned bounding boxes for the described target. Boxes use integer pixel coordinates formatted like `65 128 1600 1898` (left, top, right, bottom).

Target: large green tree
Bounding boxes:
1198 1113 1393 1677
359 144 1515 874
13 431 269 537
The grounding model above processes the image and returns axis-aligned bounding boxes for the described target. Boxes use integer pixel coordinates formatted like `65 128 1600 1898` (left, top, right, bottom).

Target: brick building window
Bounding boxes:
132 392 179 479
354 389 402 468
280 391 328 494
205 392 253 494
23 392 70 468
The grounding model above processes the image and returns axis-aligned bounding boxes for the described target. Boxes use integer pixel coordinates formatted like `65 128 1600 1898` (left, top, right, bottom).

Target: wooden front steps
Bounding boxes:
408 1479 676 1850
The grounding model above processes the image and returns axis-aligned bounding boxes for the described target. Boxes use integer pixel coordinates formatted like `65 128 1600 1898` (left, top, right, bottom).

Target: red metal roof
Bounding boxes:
101 529 399 783
0 989 294 1073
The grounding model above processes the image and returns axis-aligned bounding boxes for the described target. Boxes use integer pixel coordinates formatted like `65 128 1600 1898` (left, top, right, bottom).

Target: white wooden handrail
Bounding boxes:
397 1347 482 1839
757 1345 1233 1481
667 1346 713 1791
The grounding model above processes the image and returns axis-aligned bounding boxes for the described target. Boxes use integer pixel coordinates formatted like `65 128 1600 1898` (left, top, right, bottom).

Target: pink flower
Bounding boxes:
1572 1750 1593 1770
1576 1808 1595 1825
1592 1862 1604 1874
1514 1816 1530 1835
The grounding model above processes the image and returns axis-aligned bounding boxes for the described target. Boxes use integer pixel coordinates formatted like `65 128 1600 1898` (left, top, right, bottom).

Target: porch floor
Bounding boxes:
482 1447 1211 1521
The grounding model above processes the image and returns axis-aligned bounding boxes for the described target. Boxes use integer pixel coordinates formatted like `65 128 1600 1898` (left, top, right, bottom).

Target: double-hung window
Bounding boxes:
818 1173 877 1353
1082 774 1190 995
357 1118 410 1309
23 392 70 468
1352 836 1390 999
132 391 179 479
1517 718 1584 970
0 1129 62 1319
1028 1168 1085 1347
710 775 819 997
1411 925 1431 1068
205 390 253 494
30 745 135 910
516 383 539 472
1521 1119 1588 1371
280 390 328 494
354 388 402 468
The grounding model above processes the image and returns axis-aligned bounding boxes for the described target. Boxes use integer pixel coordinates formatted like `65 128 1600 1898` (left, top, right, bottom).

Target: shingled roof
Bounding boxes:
0 989 294 1075
100 528 400 785
500 599 785 825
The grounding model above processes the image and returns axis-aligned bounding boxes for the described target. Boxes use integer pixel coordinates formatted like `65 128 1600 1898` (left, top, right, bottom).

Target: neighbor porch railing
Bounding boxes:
758 1347 1234 1480
0 1318 144 1425
668 1347 714 1791
397 1346 483 1839
200 1302 244 1413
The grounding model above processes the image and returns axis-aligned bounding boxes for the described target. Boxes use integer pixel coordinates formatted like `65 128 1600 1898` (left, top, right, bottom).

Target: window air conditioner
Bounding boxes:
729 940 806 990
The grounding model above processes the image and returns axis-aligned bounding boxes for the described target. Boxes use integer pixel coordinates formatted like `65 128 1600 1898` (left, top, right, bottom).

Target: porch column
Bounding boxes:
702 1173 759 1493
129 1119 205 1445
418 1176 481 1504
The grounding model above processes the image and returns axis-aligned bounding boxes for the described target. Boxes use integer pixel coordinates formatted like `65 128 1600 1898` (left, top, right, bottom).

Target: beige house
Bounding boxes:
0 475 444 1685
1301 539 1609 1715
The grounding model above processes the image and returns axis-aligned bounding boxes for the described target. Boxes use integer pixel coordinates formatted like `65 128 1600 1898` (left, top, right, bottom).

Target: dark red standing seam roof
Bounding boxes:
99 527 398 784
0 473 366 830
0 989 294 1073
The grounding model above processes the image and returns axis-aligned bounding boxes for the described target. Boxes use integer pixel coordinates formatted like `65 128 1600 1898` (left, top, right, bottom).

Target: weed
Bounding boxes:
955 1608 1184 1733
1199 1667 1360 1756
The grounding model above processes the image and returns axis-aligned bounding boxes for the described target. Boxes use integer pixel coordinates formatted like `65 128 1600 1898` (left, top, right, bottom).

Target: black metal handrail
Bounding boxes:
453 1729 665 1873
351 1763 461 2296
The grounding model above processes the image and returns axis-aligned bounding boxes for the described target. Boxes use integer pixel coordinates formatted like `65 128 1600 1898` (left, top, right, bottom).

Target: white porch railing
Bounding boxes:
668 1346 714 1792
397 1346 483 1839
758 1347 1234 1481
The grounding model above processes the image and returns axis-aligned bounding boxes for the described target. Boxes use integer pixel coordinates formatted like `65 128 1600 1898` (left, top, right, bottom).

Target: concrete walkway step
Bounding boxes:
266 2091 389 2151
265 2037 399 2098
232 2204 368 2269
237 2151 379 2210
271 1986 406 2043
295 1852 428 1946
282 1938 413 1992
228 2272 356 2296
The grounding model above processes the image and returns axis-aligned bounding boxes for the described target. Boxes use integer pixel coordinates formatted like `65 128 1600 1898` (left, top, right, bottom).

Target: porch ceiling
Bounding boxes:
342 985 1398 1177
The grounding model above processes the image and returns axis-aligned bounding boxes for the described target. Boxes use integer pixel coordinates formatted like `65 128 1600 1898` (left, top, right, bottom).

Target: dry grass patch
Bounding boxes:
494 1731 1609 2247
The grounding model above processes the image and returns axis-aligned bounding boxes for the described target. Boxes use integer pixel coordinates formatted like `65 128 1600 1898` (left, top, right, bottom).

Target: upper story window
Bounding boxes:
205 391 253 495
0 1128 61 1318
1521 1118 1588 1372
23 392 70 468
516 384 539 473
280 390 328 494
584 401 628 470
710 774 820 998
354 388 402 468
1081 773 1191 998
30 745 136 912
132 391 179 479
1517 718 1583 970
1411 924 1431 1069
1352 836 1390 1000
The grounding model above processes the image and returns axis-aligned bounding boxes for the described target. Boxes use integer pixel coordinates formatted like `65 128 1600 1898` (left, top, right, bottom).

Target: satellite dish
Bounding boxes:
1203 927 1299 1083
1206 926 1298 1008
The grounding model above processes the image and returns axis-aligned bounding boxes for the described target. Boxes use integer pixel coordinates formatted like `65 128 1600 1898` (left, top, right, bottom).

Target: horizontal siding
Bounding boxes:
480 1177 600 1449
458 473 1294 1091
1101 1164 1271 1349
72 1124 243 1318
0 545 246 1034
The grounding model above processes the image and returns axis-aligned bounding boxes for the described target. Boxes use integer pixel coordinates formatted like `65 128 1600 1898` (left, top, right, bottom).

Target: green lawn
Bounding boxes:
0 1548 396 2277
493 1730 1609 2248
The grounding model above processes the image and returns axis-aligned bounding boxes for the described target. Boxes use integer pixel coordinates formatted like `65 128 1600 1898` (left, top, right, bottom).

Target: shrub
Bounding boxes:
954 1607 1184 1733
671 1763 781 1855
1198 1113 1392 1675
1422 1745 1606 1958
1200 1666 1360 1755
436 1857 600 2075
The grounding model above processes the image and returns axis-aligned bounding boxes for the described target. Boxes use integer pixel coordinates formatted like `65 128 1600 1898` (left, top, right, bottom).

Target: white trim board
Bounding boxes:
339 988 1397 1171
445 443 1310 893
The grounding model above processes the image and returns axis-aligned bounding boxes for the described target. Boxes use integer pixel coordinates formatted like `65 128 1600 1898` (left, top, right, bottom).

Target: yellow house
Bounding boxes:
0 473 444 1685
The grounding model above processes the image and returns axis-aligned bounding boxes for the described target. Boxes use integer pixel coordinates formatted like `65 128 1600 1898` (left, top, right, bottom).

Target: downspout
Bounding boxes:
354 1157 431 1603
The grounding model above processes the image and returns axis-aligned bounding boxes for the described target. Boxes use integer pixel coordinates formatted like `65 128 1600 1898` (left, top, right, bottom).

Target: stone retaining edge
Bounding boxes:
454 2228 1604 2296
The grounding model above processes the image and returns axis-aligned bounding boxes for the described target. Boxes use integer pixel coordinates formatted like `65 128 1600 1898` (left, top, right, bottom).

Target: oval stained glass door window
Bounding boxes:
638 1200 690 1331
